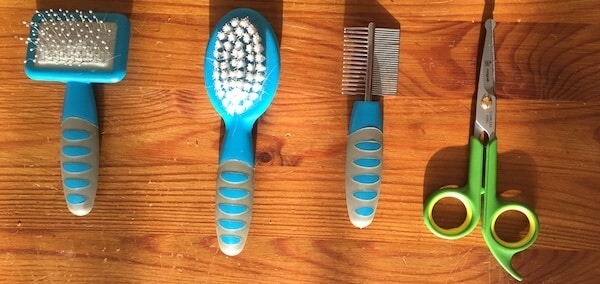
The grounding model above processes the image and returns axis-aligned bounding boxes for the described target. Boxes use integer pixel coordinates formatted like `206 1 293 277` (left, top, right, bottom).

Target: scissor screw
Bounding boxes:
481 96 492 109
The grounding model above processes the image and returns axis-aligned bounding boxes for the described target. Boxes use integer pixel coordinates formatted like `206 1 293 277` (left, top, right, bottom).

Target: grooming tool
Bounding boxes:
23 9 130 216
423 19 539 281
204 8 280 256
342 23 399 228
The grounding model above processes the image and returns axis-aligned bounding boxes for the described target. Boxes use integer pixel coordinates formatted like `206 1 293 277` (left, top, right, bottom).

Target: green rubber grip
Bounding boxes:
424 137 540 281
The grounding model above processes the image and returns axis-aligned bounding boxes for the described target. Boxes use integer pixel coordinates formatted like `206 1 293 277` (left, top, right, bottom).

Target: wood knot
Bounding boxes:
256 136 302 166
257 151 273 163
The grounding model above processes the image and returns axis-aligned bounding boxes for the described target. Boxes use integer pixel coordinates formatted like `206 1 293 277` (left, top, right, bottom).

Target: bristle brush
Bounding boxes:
204 8 280 256
23 9 130 216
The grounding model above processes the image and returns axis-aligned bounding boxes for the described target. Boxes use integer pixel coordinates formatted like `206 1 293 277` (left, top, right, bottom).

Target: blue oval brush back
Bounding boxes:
204 8 280 256
23 10 130 216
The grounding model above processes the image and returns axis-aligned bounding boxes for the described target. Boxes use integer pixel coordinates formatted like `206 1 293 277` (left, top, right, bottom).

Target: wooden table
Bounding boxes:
1 0 598 282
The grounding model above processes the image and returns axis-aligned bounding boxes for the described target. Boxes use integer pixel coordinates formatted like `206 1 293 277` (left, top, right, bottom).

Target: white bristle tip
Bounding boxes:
211 16 265 115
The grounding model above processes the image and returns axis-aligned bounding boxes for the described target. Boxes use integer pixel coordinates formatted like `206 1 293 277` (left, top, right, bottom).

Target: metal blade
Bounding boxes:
474 19 496 142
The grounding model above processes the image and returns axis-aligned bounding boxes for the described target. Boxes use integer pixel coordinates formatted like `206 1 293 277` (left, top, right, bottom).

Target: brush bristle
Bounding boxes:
23 9 117 69
212 17 265 116
342 25 399 97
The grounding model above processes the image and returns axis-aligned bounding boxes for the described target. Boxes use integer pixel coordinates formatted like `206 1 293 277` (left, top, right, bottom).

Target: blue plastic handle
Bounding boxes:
349 101 382 133
346 100 384 228
219 119 255 167
60 82 100 216
63 82 98 125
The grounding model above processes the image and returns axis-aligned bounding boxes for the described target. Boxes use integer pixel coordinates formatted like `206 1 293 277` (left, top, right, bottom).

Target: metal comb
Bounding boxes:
342 22 399 228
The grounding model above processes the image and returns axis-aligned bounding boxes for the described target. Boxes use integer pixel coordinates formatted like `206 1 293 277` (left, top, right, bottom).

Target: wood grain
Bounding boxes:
1 0 599 283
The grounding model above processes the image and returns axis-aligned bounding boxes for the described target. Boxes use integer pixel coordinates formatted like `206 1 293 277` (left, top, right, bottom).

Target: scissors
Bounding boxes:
423 19 540 281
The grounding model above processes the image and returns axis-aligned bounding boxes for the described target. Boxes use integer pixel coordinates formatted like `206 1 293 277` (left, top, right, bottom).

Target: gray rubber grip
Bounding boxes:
60 117 99 216
216 160 254 256
346 127 383 228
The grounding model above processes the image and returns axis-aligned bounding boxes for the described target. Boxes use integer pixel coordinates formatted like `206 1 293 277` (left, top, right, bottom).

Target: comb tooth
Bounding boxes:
343 55 368 59
372 27 399 96
342 73 366 78
343 65 367 71
342 27 370 96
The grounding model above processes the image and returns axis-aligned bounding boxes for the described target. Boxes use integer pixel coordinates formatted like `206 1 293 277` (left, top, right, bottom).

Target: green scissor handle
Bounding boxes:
424 137 540 281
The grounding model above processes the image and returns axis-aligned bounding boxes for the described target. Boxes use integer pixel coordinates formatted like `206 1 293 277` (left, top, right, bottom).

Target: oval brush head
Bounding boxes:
204 8 280 123
203 8 280 256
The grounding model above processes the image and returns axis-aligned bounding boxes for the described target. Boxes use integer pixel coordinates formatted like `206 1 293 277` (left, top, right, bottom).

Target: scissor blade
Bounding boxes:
480 19 496 96
474 19 497 142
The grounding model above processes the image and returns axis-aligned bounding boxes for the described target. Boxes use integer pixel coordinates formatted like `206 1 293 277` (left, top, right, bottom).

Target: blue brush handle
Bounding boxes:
60 82 99 216
216 121 254 256
346 101 383 228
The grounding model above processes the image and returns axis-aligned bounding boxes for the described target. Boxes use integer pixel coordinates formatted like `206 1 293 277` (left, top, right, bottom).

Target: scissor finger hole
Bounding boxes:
429 195 472 236
492 207 537 249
